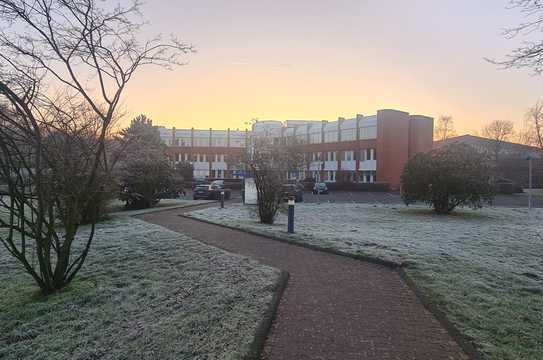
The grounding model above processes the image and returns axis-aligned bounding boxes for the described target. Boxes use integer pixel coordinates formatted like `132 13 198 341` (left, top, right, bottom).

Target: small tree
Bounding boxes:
520 101 543 149
482 120 515 161
434 115 457 141
401 144 494 214
245 137 305 224
118 115 174 209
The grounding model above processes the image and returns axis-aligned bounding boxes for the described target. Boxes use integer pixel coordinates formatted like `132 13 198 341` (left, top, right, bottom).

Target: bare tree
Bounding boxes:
434 115 457 141
489 1 543 74
482 120 515 161
0 0 192 294
245 136 306 224
519 100 543 148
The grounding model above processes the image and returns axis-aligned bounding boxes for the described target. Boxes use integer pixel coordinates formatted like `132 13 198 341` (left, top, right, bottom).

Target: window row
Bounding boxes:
310 170 377 183
166 137 246 147
176 154 227 162
310 149 377 162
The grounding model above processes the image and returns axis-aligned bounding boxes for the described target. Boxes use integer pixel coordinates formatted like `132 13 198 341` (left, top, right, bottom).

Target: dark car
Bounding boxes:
282 184 303 202
193 182 232 200
312 182 329 194
193 184 212 200
209 181 232 200
192 179 208 190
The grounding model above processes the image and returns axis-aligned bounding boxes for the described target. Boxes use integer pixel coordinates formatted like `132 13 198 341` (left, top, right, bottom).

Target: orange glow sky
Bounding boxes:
121 0 543 135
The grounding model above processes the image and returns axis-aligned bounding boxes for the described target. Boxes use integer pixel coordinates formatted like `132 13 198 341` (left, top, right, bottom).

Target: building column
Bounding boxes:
321 120 327 144
209 127 213 147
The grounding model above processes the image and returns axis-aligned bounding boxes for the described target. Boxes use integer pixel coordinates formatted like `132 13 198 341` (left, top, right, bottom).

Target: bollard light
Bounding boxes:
287 198 295 233
220 191 225 209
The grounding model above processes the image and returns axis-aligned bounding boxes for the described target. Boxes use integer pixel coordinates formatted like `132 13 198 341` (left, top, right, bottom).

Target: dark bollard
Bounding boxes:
287 198 295 233
220 191 225 209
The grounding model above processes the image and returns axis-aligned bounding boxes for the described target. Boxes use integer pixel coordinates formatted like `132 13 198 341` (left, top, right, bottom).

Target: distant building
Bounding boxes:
159 109 434 189
434 134 543 188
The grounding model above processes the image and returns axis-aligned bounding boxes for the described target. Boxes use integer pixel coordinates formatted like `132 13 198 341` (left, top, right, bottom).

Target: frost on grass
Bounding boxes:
189 203 543 360
0 217 280 360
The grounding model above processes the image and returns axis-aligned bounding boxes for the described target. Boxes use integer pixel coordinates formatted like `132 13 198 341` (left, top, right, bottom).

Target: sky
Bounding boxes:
120 0 543 135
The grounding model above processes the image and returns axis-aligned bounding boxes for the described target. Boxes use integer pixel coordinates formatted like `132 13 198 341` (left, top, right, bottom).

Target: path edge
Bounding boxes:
244 270 289 360
181 213 485 360
178 214 402 269
397 268 483 360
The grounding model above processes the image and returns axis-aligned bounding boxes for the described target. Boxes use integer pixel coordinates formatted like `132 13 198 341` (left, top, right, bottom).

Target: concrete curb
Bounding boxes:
397 268 484 360
244 270 289 360
179 214 484 360
112 200 217 217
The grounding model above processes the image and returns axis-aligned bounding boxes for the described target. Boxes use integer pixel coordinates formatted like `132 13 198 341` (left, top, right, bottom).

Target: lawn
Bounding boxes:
188 203 543 360
0 215 281 360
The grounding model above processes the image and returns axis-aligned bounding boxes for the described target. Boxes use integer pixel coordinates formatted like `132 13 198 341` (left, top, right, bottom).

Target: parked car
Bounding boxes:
282 183 303 202
209 181 232 200
312 182 329 194
193 184 212 200
192 179 208 190
193 182 232 200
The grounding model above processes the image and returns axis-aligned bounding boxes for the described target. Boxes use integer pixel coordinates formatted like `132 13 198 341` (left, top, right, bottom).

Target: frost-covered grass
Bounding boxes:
0 216 280 360
106 198 212 216
189 203 543 360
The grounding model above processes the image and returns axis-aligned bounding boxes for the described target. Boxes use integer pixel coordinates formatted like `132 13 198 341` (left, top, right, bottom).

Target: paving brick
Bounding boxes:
140 207 469 360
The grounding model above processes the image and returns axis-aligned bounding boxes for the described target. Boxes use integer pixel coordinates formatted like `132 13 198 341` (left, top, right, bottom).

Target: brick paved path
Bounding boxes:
139 207 468 360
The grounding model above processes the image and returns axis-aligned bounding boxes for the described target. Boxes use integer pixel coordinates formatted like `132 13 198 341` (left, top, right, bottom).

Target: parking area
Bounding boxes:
175 189 542 208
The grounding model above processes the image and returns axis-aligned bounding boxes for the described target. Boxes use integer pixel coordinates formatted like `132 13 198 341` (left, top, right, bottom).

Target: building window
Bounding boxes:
341 128 356 142
193 138 209 147
360 170 377 183
360 125 377 139
328 171 336 182
324 131 339 143
326 151 336 161
362 148 376 161
211 137 227 147
343 150 354 161
178 138 190 147
310 132 321 144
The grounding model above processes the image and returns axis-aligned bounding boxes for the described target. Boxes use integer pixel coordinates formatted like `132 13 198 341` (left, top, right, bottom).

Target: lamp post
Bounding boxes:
287 198 295 233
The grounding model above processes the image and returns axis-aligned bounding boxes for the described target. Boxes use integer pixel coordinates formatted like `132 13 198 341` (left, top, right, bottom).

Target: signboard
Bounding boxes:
244 178 258 205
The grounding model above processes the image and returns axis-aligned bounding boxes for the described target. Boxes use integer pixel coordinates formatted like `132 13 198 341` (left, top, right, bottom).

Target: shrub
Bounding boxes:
117 115 175 210
244 137 306 224
401 143 494 214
